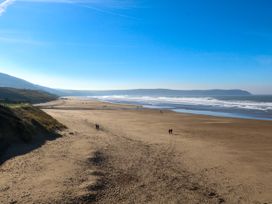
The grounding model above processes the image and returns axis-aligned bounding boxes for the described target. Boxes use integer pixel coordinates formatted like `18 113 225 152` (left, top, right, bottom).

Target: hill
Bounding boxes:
0 72 63 95
63 88 252 97
0 72 38 90
0 87 58 104
0 104 66 161
0 72 252 97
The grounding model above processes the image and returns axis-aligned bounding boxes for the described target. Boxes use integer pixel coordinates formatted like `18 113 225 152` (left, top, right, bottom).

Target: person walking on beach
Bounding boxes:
95 124 100 130
168 129 173 134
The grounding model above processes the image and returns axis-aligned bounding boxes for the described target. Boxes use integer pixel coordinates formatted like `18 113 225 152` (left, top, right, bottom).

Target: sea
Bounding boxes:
86 95 272 121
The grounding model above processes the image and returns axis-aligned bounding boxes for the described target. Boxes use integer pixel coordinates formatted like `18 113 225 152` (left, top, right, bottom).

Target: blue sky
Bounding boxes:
0 0 272 94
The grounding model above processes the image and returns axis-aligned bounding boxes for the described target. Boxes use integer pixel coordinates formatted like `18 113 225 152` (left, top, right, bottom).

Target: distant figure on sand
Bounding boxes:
95 124 100 130
168 129 173 134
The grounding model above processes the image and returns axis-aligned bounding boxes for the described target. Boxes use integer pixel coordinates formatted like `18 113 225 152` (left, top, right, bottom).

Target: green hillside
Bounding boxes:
0 87 58 104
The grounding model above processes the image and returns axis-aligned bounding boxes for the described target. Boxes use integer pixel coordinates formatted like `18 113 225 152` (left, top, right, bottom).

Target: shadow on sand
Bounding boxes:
0 132 61 165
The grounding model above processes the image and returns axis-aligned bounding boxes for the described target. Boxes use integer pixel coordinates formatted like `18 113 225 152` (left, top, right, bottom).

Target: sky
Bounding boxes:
0 0 272 94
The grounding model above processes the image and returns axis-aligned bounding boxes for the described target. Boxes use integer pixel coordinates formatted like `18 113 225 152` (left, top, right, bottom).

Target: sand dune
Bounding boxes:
1 98 272 203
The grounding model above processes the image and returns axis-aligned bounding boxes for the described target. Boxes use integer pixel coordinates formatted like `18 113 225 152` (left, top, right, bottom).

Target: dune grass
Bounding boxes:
0 104 66 155
0 87 58 104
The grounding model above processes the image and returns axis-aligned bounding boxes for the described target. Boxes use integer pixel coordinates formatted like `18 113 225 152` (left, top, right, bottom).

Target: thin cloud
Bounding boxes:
18 0 133 8
0 0 136 18
80 4 139 20
0 0 14 16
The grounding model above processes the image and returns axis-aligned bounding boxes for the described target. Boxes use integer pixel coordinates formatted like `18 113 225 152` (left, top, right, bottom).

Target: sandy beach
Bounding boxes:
1 98 272 204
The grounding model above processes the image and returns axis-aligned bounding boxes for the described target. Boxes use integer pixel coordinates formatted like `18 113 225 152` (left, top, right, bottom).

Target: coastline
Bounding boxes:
1 98 272 203
58 96 272 122
82 95 272 121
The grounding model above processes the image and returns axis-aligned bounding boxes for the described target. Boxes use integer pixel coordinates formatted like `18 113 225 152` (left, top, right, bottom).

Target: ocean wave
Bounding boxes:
88 95 272 111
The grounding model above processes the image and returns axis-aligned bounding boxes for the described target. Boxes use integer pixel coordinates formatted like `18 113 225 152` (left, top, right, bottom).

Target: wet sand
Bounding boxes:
1 98 272 203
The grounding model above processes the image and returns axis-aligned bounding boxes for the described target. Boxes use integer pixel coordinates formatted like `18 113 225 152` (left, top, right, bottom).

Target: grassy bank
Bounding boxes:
0 103 66 156
0 87 58 104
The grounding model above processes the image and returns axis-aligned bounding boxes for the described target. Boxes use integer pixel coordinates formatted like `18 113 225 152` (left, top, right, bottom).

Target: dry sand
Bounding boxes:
1 98 272 204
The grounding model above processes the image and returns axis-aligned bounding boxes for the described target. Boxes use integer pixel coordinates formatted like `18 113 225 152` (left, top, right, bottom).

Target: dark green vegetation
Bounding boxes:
0 87 58 104
0 104 66 162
